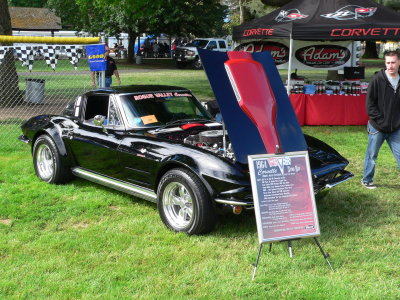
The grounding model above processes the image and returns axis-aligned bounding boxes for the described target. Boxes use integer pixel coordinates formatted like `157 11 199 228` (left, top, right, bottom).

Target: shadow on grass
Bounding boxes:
66 176 389 241
71 177 157 211
375 184 400 189
213 187 388 241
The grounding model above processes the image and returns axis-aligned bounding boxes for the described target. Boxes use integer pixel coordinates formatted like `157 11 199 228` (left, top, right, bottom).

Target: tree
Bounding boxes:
8 0 47 7
151 0 227 37
0 0 22 106
362 0 400 58
48 0 227 63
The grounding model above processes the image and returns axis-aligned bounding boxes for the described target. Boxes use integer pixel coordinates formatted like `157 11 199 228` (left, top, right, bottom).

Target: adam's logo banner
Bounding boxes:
275 9 308 22
295 45 351 68
321 5 377 20
86 44 106 71
235 42 289 65
236 40 354 70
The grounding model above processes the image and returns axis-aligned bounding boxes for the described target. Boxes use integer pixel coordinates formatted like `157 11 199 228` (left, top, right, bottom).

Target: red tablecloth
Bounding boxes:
289 94 369 125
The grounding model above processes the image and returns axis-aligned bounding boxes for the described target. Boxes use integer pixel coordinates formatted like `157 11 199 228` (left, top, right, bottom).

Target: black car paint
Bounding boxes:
20 85 352 209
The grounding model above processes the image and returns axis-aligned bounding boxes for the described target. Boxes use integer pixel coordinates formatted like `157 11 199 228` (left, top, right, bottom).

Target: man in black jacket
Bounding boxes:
362 49 400 189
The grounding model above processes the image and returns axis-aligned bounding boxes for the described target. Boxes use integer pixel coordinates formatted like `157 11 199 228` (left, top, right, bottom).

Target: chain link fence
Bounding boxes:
0 44 94 151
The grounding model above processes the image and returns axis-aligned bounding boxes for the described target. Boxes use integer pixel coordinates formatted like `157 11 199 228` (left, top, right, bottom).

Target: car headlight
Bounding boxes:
186 50 195 56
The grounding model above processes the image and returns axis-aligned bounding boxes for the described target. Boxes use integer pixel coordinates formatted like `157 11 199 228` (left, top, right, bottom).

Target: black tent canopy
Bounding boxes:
233 0 400 92
233 0 400 41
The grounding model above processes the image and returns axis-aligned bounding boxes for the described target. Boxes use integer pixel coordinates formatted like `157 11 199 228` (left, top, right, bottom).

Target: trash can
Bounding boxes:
25 79 45 104
135 55 143 65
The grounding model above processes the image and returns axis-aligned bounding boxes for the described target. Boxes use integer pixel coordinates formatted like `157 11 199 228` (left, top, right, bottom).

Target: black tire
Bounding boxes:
157 168 216 235
192 58 203 70
176 61 187 69
32 135 73 184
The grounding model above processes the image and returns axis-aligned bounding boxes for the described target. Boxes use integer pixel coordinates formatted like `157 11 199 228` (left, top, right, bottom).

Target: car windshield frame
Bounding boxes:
119 91 212 129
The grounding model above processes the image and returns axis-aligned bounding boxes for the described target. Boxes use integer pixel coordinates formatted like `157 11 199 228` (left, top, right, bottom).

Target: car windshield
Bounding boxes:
119 91 212 128
185 39 209 48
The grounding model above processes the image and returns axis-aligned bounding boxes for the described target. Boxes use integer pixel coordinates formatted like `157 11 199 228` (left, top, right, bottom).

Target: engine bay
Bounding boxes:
183 130 235 160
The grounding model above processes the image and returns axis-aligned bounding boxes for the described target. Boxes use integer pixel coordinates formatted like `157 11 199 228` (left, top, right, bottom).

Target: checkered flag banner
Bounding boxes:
0 45 85 71
14 46 38 71
62 45 83 70
38 45 61 71
0 46 12 65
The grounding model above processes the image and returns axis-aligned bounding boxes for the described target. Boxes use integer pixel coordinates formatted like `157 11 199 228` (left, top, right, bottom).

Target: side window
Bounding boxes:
83 94 110 125
218 41 226 49
108 98 122 127
207 41 217 50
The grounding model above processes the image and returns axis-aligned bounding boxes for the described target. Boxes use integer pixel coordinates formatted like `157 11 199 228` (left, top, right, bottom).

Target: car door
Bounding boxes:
66 93 125 177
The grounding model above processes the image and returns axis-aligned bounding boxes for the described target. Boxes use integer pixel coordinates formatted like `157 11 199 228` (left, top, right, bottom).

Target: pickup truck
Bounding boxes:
173 38 230 69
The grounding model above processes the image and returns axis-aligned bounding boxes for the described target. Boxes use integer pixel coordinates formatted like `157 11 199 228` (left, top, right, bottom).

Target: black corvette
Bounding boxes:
19 85 353 234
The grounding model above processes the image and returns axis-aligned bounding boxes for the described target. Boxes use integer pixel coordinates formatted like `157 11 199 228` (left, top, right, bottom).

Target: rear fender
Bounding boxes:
32 126 71 167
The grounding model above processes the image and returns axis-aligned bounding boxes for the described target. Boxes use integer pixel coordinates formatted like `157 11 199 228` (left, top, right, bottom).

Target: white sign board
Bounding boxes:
248 151 320 244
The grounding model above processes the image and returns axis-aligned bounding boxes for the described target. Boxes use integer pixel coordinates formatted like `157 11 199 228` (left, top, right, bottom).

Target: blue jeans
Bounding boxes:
363 121 400 183
105 77 112 87
97 76 112 87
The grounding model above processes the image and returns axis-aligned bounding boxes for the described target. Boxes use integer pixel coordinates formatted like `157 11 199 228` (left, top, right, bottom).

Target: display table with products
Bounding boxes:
289 94 369 126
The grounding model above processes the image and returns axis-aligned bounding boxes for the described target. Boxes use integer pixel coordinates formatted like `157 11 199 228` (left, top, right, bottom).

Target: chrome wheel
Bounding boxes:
162 182 193 230
158 168 216 235
192 58 202 69
35 143 54 180
32 135 73 184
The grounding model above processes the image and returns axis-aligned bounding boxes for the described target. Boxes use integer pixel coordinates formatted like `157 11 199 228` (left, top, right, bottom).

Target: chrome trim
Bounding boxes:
71 167 157 203
18 135 31 144
325 171 354 188
214 198 253 206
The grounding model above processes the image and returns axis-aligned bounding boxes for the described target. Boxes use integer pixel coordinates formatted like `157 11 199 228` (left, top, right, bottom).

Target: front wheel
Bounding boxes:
32 135 73 184
192 58 203 70
157 168 216 235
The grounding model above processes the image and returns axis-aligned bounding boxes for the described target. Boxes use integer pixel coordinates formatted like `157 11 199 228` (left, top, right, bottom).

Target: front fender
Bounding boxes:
156 153 249 198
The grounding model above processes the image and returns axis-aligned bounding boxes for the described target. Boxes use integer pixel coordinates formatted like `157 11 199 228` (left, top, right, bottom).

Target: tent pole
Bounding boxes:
286 34 293 94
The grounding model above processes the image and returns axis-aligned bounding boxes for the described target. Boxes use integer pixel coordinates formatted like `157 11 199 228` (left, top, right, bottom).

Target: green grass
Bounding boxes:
1 126 400 299
1 60 399 298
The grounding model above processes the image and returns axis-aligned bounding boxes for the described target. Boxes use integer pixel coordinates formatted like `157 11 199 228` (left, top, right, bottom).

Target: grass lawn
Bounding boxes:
1 60 399 299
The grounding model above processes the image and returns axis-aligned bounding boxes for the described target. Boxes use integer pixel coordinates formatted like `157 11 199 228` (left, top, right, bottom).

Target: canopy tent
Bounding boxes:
233 0 400 41
233 0 400 91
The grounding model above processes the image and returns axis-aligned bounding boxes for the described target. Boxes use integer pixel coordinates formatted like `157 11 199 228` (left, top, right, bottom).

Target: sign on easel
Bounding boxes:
248 151 320 244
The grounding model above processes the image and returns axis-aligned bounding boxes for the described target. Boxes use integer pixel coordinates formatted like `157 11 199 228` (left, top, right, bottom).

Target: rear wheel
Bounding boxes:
32 135 73 184
157 168 216 235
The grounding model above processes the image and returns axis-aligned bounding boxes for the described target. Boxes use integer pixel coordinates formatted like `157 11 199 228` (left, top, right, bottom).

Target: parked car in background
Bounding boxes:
173 38 230 69
19 85 353 235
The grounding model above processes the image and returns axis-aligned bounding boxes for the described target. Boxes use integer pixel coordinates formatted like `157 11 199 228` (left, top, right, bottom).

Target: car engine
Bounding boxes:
184 130 235 160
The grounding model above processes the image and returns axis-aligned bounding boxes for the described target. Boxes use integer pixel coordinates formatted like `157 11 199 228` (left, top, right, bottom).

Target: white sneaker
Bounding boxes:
361 180 376 189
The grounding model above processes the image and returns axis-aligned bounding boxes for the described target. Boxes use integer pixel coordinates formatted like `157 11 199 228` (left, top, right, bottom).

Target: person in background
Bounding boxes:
91 45 121 88
362 49 400 189
171 41 177 57
153 42 160 58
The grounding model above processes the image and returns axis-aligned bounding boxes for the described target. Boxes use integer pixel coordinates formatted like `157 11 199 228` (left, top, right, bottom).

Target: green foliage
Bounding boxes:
47 0 227 37
7 0 47 7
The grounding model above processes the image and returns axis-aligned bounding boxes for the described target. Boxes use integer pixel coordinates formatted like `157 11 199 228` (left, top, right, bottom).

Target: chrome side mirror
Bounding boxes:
94 115 108 134
94 115 106 126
